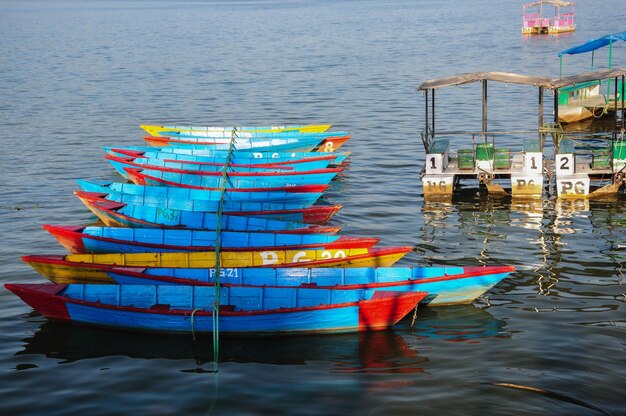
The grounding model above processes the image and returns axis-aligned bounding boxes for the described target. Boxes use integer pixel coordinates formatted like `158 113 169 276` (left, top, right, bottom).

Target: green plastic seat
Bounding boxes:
458 149 474 170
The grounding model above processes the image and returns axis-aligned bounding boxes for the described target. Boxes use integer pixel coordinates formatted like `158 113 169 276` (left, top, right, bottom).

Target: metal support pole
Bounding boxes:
482 79 487 138
431 89 435 140
554 88 559 124
424 90 429 150
539 86 544 147
615 76 619 127
622 75 626 130
607 41 614 96
622 75 625 130
591 51 595 71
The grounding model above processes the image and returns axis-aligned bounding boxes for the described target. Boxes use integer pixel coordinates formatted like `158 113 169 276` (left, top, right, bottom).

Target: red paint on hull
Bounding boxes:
358 291 427 330
225 204 342 225
5 283 71 322
316 136 350 152
42 224 87 253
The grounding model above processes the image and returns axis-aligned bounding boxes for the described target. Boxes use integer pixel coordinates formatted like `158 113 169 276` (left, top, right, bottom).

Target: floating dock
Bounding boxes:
522 0 576 35
417 69 626 199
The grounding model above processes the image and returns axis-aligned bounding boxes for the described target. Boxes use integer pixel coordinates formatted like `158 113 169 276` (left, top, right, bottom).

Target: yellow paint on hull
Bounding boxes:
140 124 332 137
25 247 411 283
28 262 115 283
422 182 454 196
511 182 544 198
522 25 575 35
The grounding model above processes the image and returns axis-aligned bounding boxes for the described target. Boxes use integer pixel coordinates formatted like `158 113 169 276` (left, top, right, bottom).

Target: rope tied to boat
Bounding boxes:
593 103 610 118
190 308 202 341
410 304 419 328
210 127 237 371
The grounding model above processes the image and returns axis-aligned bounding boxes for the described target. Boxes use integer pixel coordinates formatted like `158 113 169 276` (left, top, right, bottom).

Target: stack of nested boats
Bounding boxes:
7 123 515 335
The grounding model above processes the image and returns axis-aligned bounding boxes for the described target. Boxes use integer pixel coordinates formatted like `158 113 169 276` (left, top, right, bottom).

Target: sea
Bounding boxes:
1 1 625 415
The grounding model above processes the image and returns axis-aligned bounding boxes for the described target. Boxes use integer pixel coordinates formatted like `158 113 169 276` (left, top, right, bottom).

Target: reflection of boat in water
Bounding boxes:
16 322 427 373
400 304 509 343
17 305 507 370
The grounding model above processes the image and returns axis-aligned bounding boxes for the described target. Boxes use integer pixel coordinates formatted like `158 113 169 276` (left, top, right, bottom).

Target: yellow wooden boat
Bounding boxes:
140 124 332 137
21 247 412 284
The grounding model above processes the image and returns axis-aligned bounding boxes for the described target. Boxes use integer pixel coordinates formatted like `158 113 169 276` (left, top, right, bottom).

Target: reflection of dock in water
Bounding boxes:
419 191 625 298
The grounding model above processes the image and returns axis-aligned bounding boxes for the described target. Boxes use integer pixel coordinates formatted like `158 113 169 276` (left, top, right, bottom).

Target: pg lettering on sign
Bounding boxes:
556 177 589 197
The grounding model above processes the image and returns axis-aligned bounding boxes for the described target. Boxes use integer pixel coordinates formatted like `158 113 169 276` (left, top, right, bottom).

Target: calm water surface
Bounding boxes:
1 1 625 415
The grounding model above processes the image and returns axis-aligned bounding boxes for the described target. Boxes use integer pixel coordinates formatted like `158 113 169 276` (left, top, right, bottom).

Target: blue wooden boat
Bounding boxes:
151 131 349 141
77 180 327 205
125 168 334 191
144 134 349 153
122 164 341 188
21 247 413 284
44 224 379 254
145 127 343 140
105 154 338 176
104 146 350 166
75 190 340 224
140 124 333 137
106 156 343 185
5 284 426 335
77 194 342 233
104 265 515 306
106 149 345 171
75 191 341 226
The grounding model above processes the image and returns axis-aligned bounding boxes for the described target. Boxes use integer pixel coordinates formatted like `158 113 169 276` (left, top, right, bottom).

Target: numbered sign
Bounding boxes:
425 152 448 174
523 152 543 175
555 153 575 175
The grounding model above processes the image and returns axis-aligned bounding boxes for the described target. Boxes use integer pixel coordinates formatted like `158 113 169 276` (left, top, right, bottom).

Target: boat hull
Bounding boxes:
140 124 333 137
123 166 341 188
21 247 413 283
44 225 379 254
558 105 594 124
77 180 327 205
105 146 350 165
105 153 337 173
77 196 341 233
5 284 425 335
75 191 342 225
105 265 514 306
143 134 350 153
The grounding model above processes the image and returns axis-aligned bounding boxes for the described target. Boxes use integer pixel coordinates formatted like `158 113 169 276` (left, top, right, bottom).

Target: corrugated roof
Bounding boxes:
523 0 575 8
417 68 626 91
552 68 626 88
